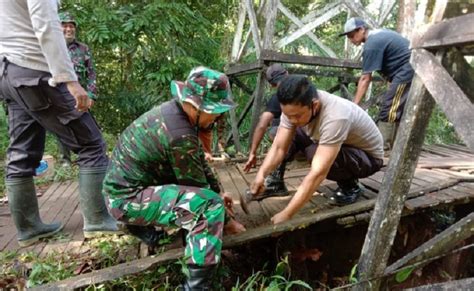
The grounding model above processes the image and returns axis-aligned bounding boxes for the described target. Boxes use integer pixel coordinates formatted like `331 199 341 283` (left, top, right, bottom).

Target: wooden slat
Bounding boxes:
226 61 263 76
261 50 361 69
411 13 474 49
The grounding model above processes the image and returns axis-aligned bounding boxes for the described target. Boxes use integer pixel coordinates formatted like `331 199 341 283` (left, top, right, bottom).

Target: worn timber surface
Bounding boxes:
0 144 473 259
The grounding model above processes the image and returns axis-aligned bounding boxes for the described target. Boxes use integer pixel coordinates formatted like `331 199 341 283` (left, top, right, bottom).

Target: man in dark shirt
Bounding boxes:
340 18 414 154
244 64 314 199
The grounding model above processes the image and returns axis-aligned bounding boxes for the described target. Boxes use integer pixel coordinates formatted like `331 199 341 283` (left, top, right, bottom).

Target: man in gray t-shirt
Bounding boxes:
249 75 383 224
340 17 414 154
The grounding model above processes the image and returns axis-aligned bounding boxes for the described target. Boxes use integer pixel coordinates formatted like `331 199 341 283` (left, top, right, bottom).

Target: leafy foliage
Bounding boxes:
60 0 233 134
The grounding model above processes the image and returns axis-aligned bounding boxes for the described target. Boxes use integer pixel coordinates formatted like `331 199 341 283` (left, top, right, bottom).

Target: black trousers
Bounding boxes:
378 82 411 123
0 59 108 178
304 143 383 185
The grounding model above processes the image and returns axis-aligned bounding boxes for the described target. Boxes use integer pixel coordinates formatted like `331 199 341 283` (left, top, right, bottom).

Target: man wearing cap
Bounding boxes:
103 67 245 289
244 64 314 199
340 17 414 154
249 75 383 224
0 0 118 247
55 12 97 166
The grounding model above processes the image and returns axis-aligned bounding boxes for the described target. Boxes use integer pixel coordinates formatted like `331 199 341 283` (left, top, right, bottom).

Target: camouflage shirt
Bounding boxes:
103 100 221 199
67 40 97 100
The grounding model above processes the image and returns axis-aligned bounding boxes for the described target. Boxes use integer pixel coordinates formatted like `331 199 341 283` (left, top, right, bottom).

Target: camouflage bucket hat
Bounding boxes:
59 12 76 26
170 67 236 114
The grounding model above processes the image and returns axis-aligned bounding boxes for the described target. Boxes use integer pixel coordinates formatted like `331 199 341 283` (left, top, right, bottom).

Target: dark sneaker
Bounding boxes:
329 186 363 205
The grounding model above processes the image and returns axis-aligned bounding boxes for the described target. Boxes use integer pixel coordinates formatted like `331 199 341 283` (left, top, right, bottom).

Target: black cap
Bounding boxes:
266 64 288 85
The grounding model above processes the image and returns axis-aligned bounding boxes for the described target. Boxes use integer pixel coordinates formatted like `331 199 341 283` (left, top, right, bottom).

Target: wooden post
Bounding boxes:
249 0 278 145
354 76 436 290
231 0 246 63
244 0 261 57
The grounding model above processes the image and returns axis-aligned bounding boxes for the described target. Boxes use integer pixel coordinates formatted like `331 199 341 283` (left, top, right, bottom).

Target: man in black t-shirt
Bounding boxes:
340 17 414 154
244 64 314 199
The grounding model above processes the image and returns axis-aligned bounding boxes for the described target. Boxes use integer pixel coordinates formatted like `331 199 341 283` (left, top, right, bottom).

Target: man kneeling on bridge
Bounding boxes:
249 75 384 224
103 67 245 289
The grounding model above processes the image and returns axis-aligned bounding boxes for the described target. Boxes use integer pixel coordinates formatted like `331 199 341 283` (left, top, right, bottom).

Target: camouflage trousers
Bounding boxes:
107 184 225 266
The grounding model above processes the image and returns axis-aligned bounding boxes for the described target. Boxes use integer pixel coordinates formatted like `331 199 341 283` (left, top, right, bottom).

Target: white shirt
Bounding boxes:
280 90 384 160
0 0 77 84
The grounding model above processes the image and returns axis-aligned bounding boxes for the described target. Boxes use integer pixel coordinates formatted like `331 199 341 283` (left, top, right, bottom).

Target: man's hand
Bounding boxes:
249 175 265 198
204 152 214 162
271 210 292 224
221 192 234 217
66 81 91 112
243 153 257 172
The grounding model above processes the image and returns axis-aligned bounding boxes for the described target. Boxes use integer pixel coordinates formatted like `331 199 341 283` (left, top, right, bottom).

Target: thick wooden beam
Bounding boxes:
277 2 337 58
385 212 474 275
261 50 361 69
230 0 247 63
276 2 344 49
354 75 436 290
226 61 263 77
411 48 474 150
411 13 474 49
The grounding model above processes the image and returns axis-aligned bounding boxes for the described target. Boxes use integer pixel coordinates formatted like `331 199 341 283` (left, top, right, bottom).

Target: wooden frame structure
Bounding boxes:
227 0 394 148
354 1 474 289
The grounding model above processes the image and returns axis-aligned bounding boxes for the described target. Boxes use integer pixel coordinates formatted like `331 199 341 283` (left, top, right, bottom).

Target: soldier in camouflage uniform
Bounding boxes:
57 12 97 166
103 67 244 289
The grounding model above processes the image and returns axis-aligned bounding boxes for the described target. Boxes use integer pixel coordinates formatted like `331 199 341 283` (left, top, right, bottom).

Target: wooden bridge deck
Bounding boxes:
0 144 473 257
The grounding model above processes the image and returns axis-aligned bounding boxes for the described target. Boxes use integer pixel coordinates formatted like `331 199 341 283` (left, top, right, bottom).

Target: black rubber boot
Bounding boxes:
256 162 289 200
6 177 63 247
79 166 120 238
330 179 363 205
125 224 165 248
183 265 215 290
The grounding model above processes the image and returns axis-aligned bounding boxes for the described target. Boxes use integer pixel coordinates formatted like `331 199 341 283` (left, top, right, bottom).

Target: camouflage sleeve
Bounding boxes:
201 153 221 193
169 136 220 193
84 46 97 100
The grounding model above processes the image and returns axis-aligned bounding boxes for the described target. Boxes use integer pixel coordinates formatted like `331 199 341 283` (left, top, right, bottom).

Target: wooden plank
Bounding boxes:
226 61 263 77
411 13 474 50
412 48 474 151
355 74 436 290
276 2 344 49
244 0 261 56
277 2 337 58
230 0 247 63
385 212 474 275
36 247 184 291
405 277 474 291
436 144 473 155
423 144 468 158
261 50 361 69
227 165 270 228
417 158 474 169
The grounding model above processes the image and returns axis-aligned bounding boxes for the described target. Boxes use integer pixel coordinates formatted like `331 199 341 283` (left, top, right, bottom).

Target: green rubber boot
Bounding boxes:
79 167 120 238
6 177 63 247
378 121 397 157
